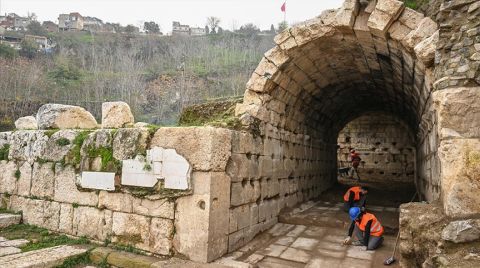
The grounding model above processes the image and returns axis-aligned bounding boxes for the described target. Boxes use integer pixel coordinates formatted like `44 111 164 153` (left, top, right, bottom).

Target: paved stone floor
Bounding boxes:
217 200 401 268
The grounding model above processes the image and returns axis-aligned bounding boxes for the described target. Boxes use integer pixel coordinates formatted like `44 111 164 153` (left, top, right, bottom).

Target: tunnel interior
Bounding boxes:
237 4 440 205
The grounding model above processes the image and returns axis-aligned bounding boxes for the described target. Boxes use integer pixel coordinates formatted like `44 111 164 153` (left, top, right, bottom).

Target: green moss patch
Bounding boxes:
0 224 90 252
0 144 10 160
56 138 71 146
68 130 92 166
178 98 242 129
86 146 122 173
55 249 92 268
44 129 60 138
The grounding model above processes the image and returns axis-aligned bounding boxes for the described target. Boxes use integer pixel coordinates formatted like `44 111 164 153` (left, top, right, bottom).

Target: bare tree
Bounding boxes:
206 17 221 34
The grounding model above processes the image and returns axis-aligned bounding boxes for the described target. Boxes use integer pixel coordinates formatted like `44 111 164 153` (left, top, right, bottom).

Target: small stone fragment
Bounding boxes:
14 116 37 130
101 101 135 128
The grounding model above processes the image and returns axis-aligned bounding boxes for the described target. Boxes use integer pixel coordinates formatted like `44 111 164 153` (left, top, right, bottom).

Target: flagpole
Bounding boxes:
284 1 286 24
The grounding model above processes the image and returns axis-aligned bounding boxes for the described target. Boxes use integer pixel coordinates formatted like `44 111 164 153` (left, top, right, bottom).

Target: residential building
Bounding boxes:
172 21 190 36
190 27 206 36
14 17 31 30
172 21 206 36
24 34 49 49
58 12 84 31
83 16 103 32
42 21 58 32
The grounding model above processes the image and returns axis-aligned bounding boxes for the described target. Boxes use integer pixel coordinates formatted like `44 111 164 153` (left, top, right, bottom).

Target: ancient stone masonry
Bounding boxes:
337 112 415 183
0 103 233 263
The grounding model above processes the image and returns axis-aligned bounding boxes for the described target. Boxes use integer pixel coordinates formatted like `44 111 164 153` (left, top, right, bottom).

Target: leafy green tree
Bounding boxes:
238 23 260 36
278 21 288 32
19 39 38 59
27 21 47 36
0 43 17 59
144 21 160 34
124 24 139 34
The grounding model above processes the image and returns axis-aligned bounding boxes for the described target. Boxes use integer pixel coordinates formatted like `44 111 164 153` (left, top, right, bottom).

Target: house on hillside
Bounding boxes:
58 12 84 31
24 34 49 49
42 21 58 32
190 27 206 36
83 16 104 32
172 21 206 36
13 16 31 31
172 21 190 36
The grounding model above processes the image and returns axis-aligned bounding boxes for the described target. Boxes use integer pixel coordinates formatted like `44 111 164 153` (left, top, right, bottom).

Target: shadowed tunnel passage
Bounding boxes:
235 0 440 202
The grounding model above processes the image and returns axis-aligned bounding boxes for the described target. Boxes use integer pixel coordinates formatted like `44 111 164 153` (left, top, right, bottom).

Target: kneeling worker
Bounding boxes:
343 186 368 212
343 207 384 250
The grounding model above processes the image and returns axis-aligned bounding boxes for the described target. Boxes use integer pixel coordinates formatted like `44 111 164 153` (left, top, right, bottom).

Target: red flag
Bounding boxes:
281 2 286 12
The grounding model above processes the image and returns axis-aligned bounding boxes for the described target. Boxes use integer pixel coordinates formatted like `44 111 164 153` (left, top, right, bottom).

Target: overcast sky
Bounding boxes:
1 0 343 32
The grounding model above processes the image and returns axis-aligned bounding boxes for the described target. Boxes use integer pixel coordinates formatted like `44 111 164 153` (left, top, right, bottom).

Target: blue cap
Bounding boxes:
349 207 361 221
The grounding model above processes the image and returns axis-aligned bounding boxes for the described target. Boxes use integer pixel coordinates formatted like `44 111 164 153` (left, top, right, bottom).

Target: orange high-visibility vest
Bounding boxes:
344 186 361 202
355 213 384 237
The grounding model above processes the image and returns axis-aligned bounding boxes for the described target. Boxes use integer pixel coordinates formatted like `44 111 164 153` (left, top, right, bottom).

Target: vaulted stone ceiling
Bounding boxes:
236 0 439 141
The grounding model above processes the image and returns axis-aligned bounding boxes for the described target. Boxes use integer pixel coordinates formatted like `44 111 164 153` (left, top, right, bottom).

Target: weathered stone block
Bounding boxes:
73 206 112 241
14 116 37 130
149 217 174 255
101 101 135 129
111 212 151 251
8 131 48 163
367 0 404 37
402 17 437 50
36 104 98 129
0 161 18 194
132 198 175 219
442 219 480 243
439 138 480 218
15 162 32 196
151 127 232 172
30 162 55 199
41 130 77 162
54 164 98 206
174 172 230 262
414 30 439 67
113 128 148 160
98 191 134 213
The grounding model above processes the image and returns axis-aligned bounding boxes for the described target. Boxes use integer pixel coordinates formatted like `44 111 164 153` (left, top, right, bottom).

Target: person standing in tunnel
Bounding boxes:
343 186 368 212
343 207 384 250
349 149 362 181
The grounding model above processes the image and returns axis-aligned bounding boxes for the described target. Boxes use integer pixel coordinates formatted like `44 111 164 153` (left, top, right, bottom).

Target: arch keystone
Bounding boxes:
367 0 405 37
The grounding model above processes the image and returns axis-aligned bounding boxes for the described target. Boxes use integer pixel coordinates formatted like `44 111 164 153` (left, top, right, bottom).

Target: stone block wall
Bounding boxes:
226 127 337 252
0 126 232 263
337 112 415 183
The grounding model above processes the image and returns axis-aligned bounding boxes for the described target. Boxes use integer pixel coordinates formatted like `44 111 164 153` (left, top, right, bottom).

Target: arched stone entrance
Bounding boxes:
230 0 480 255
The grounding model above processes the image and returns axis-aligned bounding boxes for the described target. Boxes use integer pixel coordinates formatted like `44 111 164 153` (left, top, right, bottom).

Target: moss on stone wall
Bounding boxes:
178 97 243 129
0 144 10 160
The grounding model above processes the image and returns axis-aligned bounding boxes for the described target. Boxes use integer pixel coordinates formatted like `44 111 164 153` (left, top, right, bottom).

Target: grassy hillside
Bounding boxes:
0 31 274 129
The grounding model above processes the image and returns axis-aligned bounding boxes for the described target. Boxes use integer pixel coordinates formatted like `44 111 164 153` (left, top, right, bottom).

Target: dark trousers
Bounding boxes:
343 195 367 212
353 225 384 250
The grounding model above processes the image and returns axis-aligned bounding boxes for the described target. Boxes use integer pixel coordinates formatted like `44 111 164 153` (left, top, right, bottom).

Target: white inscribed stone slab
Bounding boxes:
162 149 190 190
121 158 157 187
80 172 115 191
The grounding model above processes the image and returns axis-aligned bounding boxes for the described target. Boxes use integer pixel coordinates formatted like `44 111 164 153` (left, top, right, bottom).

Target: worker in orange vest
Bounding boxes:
343 207 384 250
343 186 368 212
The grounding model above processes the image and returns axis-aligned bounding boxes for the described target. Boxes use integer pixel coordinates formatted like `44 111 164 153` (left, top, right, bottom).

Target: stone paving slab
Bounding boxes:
0 247 22 257
0 239 29 248
0 214 22 228
0 245 90 268
217 200 401 268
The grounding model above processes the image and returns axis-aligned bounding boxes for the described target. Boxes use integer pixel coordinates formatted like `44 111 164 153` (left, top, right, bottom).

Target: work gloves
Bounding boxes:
343 236 352 245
